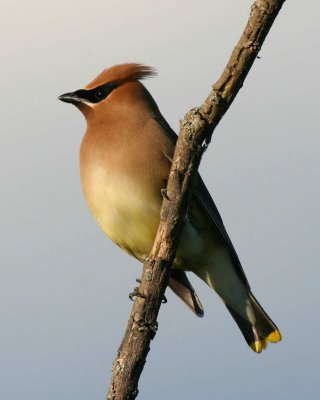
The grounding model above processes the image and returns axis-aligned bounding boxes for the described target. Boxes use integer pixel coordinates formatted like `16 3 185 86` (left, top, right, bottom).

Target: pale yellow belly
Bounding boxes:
81 164 164 260
80 163 211 270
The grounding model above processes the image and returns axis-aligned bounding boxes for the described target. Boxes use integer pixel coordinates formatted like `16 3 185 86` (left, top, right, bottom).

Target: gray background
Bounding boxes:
1 0 319 399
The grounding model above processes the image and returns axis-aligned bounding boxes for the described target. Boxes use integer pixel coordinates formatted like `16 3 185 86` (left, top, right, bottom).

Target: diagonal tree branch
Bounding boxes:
107 1 286 399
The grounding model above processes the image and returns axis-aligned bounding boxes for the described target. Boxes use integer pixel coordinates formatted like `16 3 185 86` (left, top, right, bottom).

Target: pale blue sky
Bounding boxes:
1 1 319 399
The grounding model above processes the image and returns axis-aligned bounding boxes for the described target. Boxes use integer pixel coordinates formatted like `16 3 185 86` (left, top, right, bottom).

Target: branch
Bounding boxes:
107 1 286 399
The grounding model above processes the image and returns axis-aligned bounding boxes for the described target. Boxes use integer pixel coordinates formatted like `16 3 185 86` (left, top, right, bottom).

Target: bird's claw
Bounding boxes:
201 139 209 149
161 188 170 200
129 280 167 304
129 286 146 301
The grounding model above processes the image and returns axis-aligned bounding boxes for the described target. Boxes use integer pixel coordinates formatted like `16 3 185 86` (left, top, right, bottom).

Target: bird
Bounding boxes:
59 63 281 353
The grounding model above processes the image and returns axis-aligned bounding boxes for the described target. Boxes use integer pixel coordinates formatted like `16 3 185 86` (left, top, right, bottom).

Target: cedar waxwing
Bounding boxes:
59 63 281 353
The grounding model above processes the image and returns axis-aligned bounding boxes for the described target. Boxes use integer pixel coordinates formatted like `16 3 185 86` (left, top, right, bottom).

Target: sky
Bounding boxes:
1 0 319 399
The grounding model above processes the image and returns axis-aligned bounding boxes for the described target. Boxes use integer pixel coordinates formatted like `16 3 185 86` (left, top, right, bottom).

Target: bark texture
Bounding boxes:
107 1 286 399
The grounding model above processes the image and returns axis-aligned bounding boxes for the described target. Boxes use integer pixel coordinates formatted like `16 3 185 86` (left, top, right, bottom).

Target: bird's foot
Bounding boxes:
129 286 146 301
161 188 170 200
161 294 168 304
129 280 167 303
201 138 209 149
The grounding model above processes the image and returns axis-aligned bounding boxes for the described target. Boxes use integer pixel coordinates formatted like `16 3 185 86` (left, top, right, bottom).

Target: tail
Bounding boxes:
194 260 281 353
226 291 281 353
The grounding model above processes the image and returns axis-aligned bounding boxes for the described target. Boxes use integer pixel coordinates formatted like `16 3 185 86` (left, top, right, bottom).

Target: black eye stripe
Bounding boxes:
75 83 116 104
95 89 107 100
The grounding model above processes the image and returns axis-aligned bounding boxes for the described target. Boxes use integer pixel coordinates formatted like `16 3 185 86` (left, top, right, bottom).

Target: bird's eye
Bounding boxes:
95 89 107 100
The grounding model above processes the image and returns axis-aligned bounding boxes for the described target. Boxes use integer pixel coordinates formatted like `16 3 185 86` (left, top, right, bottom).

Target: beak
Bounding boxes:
58 91 84 105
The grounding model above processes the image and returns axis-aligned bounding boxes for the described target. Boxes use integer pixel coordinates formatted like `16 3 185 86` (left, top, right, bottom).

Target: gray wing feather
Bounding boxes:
154 114 250 287
194 175 250 287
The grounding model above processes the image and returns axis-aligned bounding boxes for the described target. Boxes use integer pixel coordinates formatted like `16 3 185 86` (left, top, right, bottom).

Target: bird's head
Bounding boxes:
59 63 157 121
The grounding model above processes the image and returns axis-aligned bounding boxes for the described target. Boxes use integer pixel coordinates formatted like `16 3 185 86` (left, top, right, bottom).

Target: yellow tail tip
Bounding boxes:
250 330 282 353
250 339 267 353
267 330 282 343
